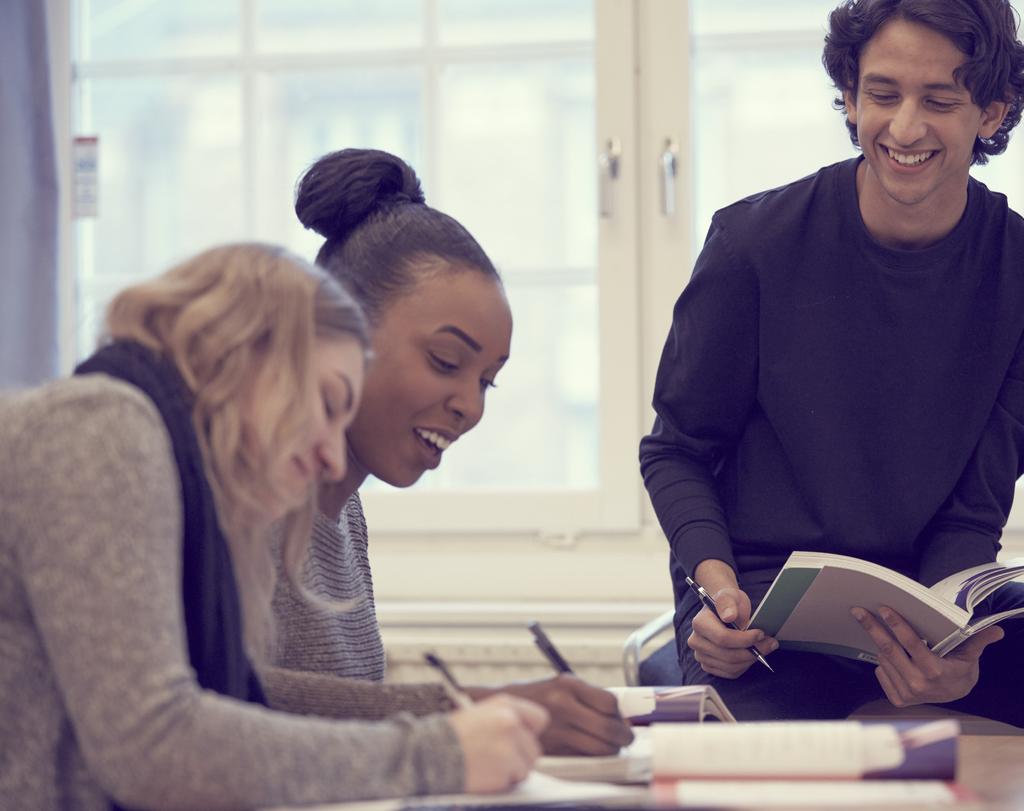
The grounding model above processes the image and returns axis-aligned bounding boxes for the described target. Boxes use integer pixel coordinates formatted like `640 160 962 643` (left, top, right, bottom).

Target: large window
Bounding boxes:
67 0 642 535
56 2 1024 605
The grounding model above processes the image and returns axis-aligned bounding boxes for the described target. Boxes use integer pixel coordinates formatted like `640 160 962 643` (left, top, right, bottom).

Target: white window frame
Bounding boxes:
365 0 690 605
361 0 644 536
50 0 655 548
53 1 1016 612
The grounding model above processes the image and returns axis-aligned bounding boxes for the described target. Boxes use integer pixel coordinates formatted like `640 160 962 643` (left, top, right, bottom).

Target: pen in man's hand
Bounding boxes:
423 652 473 708
527 620 574 674
684 576 775 673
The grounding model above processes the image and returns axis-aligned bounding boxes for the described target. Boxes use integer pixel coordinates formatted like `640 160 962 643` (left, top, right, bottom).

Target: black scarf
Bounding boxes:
75 341 267 712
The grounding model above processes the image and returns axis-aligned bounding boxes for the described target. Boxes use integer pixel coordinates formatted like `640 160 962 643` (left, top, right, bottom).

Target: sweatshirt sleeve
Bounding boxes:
11 377 464 810
916 333 1024 586
639 219 760 577
260 664 454 720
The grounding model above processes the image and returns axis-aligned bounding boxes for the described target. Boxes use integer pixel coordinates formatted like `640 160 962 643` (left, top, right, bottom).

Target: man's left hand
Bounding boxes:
852 605 1004 706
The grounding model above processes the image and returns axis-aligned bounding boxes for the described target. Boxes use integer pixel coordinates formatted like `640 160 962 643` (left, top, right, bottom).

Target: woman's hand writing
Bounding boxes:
448 694 549 793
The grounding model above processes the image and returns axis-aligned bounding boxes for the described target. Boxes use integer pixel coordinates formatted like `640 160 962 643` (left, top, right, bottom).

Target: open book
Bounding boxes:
609 685 735 724
748 552 1024 663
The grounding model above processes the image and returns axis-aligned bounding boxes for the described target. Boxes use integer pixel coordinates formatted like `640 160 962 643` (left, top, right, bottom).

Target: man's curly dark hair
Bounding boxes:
822 0 1024 165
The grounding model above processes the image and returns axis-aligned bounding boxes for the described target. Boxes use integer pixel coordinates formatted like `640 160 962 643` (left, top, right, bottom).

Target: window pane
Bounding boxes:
71 0 603 498
437 59 595 272
424 57 597 491
254 0 422 54
252 68 423 256
438 0 592 46
692 46 852 242
75 76 244 350
972 136 1024 213
76 0 239 61
692 0 849 245
77 276 131 354
692 0 834 35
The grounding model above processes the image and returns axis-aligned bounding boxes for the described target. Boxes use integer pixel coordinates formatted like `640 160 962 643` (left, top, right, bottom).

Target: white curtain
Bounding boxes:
0 0 59 386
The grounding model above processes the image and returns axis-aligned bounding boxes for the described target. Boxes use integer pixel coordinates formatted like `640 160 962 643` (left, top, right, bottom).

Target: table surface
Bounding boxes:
958 734 1024 806
272 733 1024 810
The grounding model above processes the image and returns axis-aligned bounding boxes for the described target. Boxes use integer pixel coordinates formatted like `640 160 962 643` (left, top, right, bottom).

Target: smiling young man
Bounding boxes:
640 0 1024 725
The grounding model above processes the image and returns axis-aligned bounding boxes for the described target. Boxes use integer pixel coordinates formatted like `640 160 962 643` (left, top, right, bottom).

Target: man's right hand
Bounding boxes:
470 675 634 756
447 694 549 794
687 560 777 679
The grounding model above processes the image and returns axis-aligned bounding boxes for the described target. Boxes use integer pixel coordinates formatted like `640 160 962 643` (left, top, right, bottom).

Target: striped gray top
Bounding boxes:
265 496 454 719
272 499 386 680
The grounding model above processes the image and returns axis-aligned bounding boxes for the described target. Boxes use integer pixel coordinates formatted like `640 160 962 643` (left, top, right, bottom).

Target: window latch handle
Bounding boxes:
660 138 678 218
598 137 621 219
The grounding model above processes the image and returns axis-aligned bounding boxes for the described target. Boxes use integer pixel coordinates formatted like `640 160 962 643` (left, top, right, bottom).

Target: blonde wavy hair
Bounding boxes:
104 242 369 659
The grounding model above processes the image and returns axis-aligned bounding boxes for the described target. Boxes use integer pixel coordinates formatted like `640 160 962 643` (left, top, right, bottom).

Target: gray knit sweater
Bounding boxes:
0 375 463 810
264 497 452 719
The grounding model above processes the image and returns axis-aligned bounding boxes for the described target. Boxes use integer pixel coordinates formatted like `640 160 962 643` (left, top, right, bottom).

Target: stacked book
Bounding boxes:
536 686 969 808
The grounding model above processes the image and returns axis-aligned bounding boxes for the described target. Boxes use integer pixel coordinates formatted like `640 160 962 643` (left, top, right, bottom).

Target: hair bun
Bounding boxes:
294 148 425 243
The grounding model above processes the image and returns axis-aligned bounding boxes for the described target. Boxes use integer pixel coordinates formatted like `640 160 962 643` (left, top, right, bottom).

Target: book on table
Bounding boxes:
650 719 970 808
535 686 735 784
652 719 958 780
748 551 1024 663
537 719 965 807
609 685 735 724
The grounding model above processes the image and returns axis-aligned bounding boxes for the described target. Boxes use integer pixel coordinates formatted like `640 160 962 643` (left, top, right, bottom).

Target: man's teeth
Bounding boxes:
886 147 934 166
415 428 451 451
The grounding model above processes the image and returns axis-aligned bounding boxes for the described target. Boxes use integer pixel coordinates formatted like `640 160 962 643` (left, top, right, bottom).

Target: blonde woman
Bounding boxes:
0 242 546 811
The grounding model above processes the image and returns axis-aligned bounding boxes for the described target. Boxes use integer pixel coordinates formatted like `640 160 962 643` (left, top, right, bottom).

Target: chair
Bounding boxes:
621 607 1022 734
622 608 676 686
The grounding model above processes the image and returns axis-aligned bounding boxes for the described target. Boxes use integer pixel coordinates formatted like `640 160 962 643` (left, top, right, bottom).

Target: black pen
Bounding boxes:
528 620 574 674
684 576 775 673
423 652 473 708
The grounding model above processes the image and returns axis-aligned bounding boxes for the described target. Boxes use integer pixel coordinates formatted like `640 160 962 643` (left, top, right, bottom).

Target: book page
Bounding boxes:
654 779 960 808
703 688 737 723
772 566 965 662
652 721 903 779
929 558 1024 611
608 685 735 724
608 687 660 721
